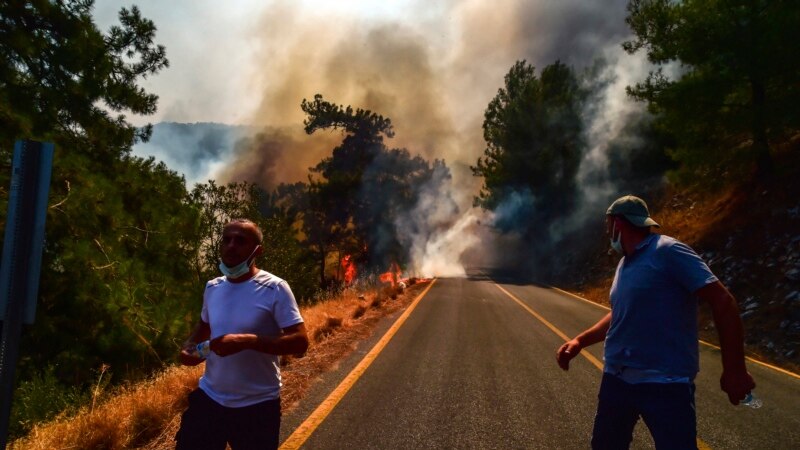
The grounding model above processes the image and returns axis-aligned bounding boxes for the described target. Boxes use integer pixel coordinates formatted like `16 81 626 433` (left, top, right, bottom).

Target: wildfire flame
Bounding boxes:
341 254 356 285
379 262 403 287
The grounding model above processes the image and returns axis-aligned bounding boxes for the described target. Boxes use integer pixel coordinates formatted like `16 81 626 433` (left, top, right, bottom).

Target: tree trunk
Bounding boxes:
751 78 773 182
747 0 773 183
319 249 327 288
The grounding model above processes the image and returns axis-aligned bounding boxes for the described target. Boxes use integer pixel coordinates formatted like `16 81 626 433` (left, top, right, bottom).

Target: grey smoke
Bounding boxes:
132 122 250 186
215 127 316 191
136 1 661 278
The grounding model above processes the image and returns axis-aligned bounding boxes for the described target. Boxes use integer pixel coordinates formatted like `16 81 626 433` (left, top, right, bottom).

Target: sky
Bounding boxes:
92 0 651 276
93 1 449 127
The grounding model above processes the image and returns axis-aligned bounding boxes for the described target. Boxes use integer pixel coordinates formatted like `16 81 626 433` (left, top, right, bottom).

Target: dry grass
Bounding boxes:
10 282 423 450
10 365 202 450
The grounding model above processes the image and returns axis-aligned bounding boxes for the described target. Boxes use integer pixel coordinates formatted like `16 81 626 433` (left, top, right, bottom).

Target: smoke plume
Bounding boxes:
146 0 660 278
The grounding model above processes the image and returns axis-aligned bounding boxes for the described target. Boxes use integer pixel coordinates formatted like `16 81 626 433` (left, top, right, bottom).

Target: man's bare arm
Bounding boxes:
696 281 755 404
211 323 310 357
556 311 612 371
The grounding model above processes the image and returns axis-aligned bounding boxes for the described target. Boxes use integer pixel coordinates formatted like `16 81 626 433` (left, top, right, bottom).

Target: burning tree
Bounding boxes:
295 94 450 285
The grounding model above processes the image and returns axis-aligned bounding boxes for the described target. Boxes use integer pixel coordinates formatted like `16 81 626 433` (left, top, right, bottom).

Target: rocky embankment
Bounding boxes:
559 186 800 374
698 204 800 369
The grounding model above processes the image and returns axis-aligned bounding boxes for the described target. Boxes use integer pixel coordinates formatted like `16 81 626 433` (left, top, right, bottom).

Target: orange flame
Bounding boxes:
341 254 356 285
378 272 394 284
379 262 402 286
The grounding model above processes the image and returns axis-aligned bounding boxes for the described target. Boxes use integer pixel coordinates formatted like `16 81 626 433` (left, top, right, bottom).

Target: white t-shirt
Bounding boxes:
199 270 304 407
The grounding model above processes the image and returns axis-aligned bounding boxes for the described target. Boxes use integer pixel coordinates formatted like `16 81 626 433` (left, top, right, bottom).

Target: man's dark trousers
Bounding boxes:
175 388 281 450
591 372 698 450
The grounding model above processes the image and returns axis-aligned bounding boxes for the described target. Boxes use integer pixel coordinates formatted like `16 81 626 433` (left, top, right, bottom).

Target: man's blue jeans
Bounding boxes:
591 372 697 450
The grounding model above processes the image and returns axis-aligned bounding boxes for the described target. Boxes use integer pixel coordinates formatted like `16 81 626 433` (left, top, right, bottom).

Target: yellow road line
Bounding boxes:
279 279 437 450
698 339 800 380
551 286 800 380
495 283 712 450
494 284 603 370
698 438 713 450
550 286 610 311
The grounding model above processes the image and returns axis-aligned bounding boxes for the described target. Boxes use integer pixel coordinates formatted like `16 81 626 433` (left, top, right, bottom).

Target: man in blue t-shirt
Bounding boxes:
556 195 755 449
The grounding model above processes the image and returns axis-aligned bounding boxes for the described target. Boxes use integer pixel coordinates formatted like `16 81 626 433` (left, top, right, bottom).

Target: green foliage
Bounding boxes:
301 93 396 246
275 180 347 287
22 155 200 384
471 60 586 225
9 364 90 439
0 1 323 438
259 192 319 302
189 181 318 301
0 0 204 429
624 0 800 181
0 0 448 436
299 95 450 276
302 94 394 140
0 0 168 153
189 181 262 281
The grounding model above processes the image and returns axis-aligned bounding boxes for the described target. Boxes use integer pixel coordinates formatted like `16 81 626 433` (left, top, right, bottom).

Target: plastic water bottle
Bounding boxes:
193 340 211 359
741 392 762 409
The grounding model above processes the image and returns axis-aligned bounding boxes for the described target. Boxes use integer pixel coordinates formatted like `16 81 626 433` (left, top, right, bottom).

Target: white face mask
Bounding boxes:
609 222 624 255
219 245 260 278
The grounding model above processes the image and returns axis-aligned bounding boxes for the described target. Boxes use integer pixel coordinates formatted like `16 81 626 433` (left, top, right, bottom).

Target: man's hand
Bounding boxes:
210 334 257 357
179 342 205 366
720 369 756 405
179 320 211 365
556 339 582 371
556 312 610 371
696 282 756 405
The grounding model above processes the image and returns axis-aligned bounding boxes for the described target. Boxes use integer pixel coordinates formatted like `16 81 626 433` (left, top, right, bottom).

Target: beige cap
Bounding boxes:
606 195 660 228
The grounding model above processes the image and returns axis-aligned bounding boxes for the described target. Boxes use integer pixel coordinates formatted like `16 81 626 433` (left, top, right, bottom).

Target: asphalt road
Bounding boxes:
280 277 800 449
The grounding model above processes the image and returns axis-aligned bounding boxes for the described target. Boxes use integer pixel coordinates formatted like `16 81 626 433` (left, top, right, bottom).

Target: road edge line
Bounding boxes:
498 283 712 450
550 285 800 380
279 279 438 450
494 283 604 370
698 339 800 380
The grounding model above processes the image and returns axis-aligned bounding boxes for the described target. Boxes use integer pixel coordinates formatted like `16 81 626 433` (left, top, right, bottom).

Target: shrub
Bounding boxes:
9 365 90 439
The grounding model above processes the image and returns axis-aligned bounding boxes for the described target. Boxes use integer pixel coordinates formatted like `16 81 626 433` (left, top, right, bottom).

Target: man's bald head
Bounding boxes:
224 219 263 244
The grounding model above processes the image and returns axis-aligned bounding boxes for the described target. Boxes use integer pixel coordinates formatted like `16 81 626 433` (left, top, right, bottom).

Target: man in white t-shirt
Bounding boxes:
175 219 309 450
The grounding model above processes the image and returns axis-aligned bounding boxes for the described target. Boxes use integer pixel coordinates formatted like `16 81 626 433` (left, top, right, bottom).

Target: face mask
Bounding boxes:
609 222 624 255
219 245 260 278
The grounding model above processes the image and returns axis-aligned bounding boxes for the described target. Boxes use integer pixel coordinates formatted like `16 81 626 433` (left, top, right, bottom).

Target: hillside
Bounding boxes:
562 141 800 374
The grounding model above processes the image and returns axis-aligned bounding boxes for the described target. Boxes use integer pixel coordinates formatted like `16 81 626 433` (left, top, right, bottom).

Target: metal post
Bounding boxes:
0 140 54 448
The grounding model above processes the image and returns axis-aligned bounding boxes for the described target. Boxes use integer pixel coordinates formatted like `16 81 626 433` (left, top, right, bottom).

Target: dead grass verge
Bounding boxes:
10 282 424 450
9 365 203 450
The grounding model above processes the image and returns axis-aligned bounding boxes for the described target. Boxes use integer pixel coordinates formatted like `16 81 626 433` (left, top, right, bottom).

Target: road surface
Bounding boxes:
279 276 800 449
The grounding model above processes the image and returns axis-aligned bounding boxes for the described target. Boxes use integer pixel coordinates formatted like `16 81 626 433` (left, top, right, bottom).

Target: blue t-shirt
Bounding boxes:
605 234 718 378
